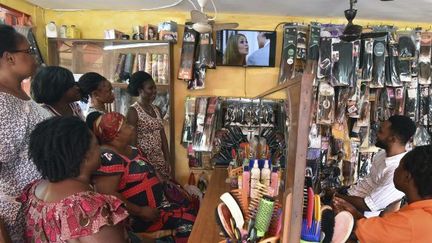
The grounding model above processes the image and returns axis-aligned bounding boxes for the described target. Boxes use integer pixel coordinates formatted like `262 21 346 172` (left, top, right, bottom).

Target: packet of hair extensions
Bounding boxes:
197 97 219 151
342 140 360 186
317 37 332 80
358 152 373 179
113 53 126 82
351 121 369 149
418 32 432 85
307 23 321 86
419 86 429 126
360 38 374 81
397 29 416 61
335 87 350 123
386 42 402 87
394 87 405 115
192 97 208 150
151 54 158 83
316 82 335 125
137 53 146 71
413 125 431 146
357 83 370 127
347 77 361 118
182 97 196 145
296 25 308 61
371 35 387 88
198 33 216 69
331 40 353 87
385 87 397 116
411 28 422 78
187 63 206 90
352 40 361 86
178 25 198 80
278 24 298 83
405 84 418 122
144 52 152 74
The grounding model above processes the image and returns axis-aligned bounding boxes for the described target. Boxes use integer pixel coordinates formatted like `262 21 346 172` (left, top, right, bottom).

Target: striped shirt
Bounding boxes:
348 150 406 217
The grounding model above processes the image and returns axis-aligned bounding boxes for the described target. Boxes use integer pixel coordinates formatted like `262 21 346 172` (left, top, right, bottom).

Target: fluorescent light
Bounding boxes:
103 42 167 50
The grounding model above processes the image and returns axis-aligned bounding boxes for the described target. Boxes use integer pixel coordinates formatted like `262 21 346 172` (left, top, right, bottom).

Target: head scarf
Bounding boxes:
94 112 125 143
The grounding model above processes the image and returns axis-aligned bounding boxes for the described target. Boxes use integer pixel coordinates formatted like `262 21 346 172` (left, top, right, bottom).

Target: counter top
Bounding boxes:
189 168 230 243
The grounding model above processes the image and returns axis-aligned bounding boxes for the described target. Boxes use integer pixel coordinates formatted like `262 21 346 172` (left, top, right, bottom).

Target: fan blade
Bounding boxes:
213 23 239 31
191 10 208 23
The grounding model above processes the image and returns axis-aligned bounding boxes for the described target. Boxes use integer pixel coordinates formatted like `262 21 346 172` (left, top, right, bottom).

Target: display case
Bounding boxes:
47 38 175 172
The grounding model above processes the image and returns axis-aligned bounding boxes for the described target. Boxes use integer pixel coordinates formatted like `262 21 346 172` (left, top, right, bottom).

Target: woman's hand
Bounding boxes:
333 196 363 220
139 206 160 222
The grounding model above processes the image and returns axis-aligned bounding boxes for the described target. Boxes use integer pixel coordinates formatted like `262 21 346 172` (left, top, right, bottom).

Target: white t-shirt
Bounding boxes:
348 150 406 217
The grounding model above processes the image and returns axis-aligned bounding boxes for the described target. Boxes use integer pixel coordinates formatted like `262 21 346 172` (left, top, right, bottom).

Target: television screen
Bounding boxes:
216 29 276 67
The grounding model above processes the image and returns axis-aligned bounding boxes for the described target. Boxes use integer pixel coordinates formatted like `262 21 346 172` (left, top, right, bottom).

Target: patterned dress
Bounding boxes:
42 102 85 120
0 92 51 242
95 147 196 241
131 102 171 179
19 180 129 243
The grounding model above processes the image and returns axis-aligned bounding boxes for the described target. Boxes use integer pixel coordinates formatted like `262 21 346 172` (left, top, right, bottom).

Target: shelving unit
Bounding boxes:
47 38 176 175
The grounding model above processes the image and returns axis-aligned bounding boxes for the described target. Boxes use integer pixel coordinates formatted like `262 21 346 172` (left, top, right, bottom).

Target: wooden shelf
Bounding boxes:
111 82 170 89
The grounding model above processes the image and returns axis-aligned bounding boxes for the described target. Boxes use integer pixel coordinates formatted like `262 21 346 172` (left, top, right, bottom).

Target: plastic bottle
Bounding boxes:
242 166 250 198
45 21 58 38
270 167 280 197
250 160 261 199
59 25 67 38
261 160 271 186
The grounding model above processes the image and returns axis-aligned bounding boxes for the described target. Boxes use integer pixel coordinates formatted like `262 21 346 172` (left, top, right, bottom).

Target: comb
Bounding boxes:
267 202 282 237
247 183 270 221
230 189 249 217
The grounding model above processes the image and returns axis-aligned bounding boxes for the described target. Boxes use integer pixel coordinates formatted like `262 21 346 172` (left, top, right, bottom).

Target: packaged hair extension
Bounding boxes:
352 40 361 87
198 33 216 69
397 29 416 61
399 60 412 82
331 40 353 87
357 83 370 127
151 54 158 83
371 36 387 88
192 97 208 150
419 86 429 126
317 37 332 80
182 97 196 144
317 82 335 125
413 125 431 146
178 25 198 80
358 153 373 179
405 85 418 122
137 53 146 71
378 88 391 121
360 38 374 81
278 24 298 83
113 53 126 83
187 63 206 90
335 87 350 123
394 87 405 115
296 25 308 61
307 23 321 86
342 140 360 186
418 32 432 85
369 88 380 122
385 87 396 116
411 28 422 78
347 78 361 118
386 42 402 87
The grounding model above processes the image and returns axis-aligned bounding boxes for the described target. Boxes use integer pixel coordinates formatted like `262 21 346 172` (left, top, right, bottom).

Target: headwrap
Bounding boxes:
94 112 125 143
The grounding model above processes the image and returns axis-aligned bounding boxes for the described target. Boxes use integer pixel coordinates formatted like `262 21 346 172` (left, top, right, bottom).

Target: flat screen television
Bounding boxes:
216 29 276 67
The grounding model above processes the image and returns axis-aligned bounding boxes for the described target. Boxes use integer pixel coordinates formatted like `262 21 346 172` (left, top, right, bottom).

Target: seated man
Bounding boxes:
335 115 416 217
333 145 432 242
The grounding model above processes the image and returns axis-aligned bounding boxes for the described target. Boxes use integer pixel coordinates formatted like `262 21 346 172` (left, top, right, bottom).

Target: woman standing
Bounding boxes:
126 71 171 179
78 72 115 115
0 24 50 242
31 66 84 119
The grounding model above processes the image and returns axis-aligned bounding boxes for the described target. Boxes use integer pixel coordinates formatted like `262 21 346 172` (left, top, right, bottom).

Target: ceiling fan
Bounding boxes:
340 0 363 42
190 0 239 33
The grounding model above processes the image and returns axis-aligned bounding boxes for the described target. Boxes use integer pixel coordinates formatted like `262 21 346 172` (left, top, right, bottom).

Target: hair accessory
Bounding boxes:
220 192 245 230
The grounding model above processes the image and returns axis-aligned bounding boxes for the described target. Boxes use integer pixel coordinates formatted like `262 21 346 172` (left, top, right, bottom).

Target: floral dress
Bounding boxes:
19 180 129 243
0 92 51 242
131 102 171 179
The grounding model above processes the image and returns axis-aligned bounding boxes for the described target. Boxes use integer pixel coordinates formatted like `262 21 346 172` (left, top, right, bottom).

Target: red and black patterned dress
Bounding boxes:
94 146 196 241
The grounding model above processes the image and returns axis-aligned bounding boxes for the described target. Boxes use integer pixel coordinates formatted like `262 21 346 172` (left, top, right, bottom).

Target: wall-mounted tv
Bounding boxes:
216 29 276 67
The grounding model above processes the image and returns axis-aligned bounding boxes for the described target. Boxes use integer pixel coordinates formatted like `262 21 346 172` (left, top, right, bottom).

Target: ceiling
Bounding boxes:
26 0 432 23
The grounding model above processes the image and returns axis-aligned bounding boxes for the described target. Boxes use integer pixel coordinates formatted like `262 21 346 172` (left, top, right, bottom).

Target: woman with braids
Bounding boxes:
31 66 84 119
333 145 432 242
91 112 196 242
78 72 114 115
0 24 51 242
20 117 130 243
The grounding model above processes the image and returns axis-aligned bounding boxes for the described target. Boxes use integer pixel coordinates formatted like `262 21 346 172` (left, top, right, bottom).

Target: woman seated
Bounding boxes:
91 112 196 242
31 66 84 119
20 116 129 243
78 72 115 115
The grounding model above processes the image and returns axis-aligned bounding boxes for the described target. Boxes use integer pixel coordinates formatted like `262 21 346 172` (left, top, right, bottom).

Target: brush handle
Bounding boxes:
307 187 314 229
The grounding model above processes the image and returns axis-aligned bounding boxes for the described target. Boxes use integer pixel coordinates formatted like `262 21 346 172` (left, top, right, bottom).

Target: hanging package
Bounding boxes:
278 24 298 83
296 25 308 73
335 87 350 123
418 32 432 85
405 85 418 122
316 82 335 125
198 33 216 69
413 126 431 146
397 29 416 61
317 37 332 80
419 86 429 126
178 25 198 80
360 38 374 81
394 87 405 115
371 35 387 88
331 40 353 86
307 23 321 85
357 83 371 127
182 97 197 144
386 42 402 87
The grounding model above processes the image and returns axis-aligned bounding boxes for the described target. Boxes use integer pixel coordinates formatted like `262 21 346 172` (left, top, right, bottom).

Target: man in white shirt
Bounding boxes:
246 32 270 66
335 115 416 217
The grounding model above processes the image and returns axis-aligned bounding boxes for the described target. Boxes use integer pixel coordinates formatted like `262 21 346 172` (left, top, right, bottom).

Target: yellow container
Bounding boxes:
67 25 80 38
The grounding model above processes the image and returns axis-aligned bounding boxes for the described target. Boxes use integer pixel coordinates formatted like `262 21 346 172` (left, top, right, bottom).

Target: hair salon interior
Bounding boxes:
1 0 432 242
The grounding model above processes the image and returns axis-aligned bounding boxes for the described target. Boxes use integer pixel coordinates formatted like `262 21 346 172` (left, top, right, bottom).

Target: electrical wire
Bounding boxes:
274 22 290 31
187 0 198 10
208 0 218 21
139 0 185 11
